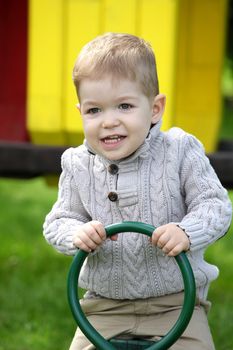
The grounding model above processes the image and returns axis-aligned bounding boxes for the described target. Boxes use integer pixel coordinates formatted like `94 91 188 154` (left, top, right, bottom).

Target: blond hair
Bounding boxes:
73 32 159 99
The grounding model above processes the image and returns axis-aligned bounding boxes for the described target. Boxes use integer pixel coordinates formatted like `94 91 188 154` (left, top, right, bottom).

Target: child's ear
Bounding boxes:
151 94 166 124
76 103 81 111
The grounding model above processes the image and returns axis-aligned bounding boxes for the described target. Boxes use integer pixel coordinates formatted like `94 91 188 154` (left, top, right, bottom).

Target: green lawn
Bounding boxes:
0 178 74 350
0 178 232 350
220 58 233 140
220 100 233 140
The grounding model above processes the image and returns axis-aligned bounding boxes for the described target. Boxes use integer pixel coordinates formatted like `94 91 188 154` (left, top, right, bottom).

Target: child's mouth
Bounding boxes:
101 135 126 144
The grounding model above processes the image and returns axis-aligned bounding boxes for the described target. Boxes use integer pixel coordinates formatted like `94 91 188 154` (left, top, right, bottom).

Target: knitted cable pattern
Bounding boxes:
43 124 232 300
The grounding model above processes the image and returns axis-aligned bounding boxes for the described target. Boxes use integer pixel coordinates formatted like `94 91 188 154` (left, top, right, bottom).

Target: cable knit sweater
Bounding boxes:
43 122 232 300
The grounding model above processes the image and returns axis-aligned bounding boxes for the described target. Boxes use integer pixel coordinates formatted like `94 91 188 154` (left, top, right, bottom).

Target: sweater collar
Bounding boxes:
84 120 162 164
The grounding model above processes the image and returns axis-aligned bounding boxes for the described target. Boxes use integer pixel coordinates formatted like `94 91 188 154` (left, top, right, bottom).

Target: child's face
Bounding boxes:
78 77 164 161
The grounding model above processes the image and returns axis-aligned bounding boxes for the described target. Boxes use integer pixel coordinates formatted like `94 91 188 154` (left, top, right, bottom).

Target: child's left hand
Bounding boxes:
151 224 190 256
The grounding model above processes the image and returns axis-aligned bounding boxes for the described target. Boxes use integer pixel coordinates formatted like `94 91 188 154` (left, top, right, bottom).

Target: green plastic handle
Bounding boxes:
67 221 196 350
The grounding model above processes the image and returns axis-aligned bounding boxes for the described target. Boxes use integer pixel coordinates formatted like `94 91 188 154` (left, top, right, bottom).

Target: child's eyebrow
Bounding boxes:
81 100 99 107
82 95 138 107
115 95 138 102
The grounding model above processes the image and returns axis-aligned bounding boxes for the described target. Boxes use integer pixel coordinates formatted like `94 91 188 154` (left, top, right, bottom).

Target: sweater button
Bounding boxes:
108 164 119 175
108 192 118 202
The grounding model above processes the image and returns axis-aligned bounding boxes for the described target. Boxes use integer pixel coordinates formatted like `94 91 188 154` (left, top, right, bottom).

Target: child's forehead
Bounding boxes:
79 76 143 94
78 76 148 105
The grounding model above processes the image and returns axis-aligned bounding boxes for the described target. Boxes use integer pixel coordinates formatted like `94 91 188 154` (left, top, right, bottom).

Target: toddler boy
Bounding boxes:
43 33 232 349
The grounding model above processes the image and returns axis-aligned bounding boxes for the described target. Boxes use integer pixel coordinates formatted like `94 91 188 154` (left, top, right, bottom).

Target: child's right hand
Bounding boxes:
73 221 118 253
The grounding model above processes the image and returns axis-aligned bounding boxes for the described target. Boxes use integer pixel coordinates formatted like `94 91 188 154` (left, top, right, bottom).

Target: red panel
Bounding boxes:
0 0 28 141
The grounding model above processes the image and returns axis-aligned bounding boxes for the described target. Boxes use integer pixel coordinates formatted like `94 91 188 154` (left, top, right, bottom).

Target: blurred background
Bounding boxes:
0 0 232 349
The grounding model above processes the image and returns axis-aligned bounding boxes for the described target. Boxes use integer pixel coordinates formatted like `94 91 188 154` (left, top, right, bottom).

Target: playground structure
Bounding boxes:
0 0 233 186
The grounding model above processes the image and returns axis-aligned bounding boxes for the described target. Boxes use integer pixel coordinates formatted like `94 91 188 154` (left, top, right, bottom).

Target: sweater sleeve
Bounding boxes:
178 135 232 251
43 148 91 255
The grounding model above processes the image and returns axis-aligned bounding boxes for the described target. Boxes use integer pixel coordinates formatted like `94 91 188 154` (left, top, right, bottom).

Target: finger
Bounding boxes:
110 234 118 241
161 239 176 254
78 230 100 250
73 236 94 253
167 243 184 257
157 234 171 249
86 230 103 245
151 226 166 245
90 221 106 240
84 224 104 245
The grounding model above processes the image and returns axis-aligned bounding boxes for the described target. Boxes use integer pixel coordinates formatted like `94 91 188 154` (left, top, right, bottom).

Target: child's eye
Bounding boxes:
119 103 133 110
87 107 101 114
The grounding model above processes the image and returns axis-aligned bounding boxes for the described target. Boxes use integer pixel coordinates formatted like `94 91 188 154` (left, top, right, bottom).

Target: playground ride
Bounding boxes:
67 222 196 350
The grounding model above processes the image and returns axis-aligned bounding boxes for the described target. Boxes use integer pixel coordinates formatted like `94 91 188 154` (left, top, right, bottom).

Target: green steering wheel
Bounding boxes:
67 221 196 350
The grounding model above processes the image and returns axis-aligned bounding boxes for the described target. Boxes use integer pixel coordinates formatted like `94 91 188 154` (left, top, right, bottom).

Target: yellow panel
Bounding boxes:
63 0 138 145
102 0 137 33
63 0 101 145
27 0 228 153
188 0 226 65
27 0 66 145
139 0 179 131
63 0 179 143
174 0 228 152
63 0 178 144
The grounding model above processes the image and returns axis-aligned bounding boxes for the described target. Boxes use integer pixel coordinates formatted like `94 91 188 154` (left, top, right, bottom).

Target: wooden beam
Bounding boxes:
208 152 233 189
0 141 66 178
0 142 233 188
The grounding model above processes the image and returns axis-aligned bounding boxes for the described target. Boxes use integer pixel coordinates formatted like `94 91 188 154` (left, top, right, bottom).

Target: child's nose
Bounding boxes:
102 113 120 128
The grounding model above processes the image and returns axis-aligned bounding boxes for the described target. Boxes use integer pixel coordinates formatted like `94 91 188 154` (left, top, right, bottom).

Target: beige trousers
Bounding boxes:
69 292 215 350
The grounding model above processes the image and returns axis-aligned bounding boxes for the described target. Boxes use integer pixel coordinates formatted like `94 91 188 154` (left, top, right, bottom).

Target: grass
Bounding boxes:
0 178 232 349
0 178 74 350
220 58 233 140
205 191 233 349
220 100 233 140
